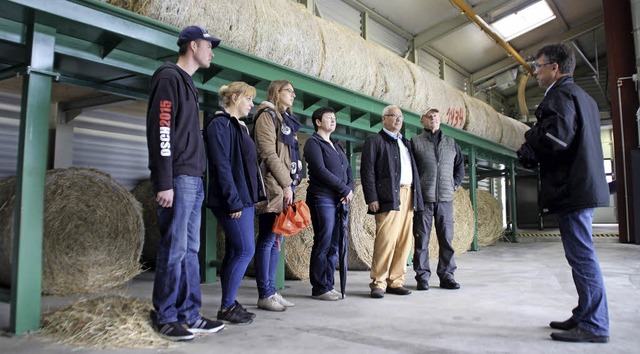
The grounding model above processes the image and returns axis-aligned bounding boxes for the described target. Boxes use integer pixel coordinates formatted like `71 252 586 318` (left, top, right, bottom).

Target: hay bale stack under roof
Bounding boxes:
347 181 375 270
369 44 415 111
318 20 377 96
130 179 159 269
476 190 504 247
425 77 467 129
498 113 529 150
0 168 143 295
38 295 177 349
407 60 432 116
426 187 475 257
463 94 503 143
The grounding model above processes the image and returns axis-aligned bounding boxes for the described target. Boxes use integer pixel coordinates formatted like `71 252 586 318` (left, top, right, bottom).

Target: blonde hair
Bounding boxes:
266 80 293 114
219 81 256 108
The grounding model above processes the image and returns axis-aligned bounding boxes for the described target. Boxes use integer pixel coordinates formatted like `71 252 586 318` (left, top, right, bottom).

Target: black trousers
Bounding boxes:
412 201 457 283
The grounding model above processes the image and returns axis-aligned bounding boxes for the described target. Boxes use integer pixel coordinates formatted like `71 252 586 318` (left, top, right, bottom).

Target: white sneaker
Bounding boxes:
257 295 286 312
330 289 345 299
312 291 340 301
274 292 296 307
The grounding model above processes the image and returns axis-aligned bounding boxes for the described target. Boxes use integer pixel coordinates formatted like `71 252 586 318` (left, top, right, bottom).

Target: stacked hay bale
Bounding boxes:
476 190 504 247
122 0 530 146
130 179 159 269
0 167 144 295
498 113 529 150
347 181 375 270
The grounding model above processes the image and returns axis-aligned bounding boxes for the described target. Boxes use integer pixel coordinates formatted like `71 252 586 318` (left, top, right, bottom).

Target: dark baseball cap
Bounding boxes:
177 26 221 48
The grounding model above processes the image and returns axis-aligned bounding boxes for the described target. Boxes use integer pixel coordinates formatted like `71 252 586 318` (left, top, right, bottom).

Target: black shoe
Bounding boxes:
186 316 225 333
370 288 385 298
217 304 254 325
550 318 578 330
550 326 609 343
386 286 412 295
234 301 256 320
417 282 429 291
440 278 460 290
150 310 194 342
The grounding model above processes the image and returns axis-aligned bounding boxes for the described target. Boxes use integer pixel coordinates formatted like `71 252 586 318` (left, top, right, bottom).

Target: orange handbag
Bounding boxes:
272 200 311 236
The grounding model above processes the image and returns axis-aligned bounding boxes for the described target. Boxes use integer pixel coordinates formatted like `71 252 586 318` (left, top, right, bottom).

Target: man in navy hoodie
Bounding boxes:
146 26 224 341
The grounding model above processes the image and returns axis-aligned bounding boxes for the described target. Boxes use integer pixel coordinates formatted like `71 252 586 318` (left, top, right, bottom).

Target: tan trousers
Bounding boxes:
369 185 414 289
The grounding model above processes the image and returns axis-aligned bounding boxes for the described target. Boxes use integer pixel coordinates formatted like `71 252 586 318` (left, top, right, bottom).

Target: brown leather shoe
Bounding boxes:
386 286 412 295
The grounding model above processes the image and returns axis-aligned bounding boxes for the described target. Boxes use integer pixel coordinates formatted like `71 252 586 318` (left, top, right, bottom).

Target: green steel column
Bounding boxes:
469 148 479 251
508 161 519 242
11 19 56 335
276 237 285 290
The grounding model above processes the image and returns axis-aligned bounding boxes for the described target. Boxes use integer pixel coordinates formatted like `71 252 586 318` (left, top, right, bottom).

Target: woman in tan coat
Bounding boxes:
253 80 301 311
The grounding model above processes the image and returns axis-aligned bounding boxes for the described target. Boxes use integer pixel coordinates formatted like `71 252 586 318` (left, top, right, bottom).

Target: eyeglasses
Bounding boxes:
280 88 295 95
531 62 554 70
384 114 404 120
323 116 336 122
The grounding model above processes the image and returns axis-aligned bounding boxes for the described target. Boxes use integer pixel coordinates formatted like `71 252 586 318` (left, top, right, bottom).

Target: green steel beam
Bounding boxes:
508 161 519 242
11 16 56 335
469 148 479 251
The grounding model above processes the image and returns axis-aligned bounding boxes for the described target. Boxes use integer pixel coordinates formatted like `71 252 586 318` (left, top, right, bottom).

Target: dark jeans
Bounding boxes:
255 212 281 298
413 201 457 283
152 175 203 325
557 208 609 336
214 206 256 309
307 193 342 296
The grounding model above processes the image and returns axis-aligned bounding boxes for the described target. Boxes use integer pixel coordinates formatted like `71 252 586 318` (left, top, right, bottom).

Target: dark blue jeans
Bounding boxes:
152 175 203 325
307 194 341 296
255 212 280 298
557 208 609 336
413 201 456 283
214 206 256 309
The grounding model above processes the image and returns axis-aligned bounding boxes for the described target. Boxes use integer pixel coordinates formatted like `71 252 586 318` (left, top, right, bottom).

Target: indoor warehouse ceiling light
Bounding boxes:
490 0 556 41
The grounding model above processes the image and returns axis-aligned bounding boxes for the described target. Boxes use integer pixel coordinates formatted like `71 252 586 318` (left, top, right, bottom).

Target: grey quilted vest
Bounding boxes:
411 130 457 202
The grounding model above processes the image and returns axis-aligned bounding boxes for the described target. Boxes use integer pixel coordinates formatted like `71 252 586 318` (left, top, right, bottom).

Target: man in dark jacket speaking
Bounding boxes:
411 108 464 291
520 43 610 343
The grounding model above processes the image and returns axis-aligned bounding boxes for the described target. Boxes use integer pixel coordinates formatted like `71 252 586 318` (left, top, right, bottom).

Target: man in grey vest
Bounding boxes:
411 108 464 290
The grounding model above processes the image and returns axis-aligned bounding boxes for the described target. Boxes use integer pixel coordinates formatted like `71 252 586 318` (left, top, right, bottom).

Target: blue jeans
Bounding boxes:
557 208 609 336
255 212 280 298
214 206 256 309
307 194 341 296
152 175 204 325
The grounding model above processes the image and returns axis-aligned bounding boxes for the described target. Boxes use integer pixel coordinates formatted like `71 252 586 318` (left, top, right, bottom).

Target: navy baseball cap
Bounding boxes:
177 26 221 48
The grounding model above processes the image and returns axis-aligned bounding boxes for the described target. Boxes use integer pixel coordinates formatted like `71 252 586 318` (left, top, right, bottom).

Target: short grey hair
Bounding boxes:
382 104 400 118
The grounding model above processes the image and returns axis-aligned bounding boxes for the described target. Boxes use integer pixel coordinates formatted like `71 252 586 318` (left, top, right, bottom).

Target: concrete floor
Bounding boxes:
1 233 639 354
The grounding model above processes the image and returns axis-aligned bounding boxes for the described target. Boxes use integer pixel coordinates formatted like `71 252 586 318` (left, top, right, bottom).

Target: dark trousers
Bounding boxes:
307 193 341 296
413 201 457 283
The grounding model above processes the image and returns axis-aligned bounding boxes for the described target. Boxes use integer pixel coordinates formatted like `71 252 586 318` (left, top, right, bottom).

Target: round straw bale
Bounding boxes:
427 187 474 257
347 180 375 270
369 44 415 110
407 60 432 115
425 77 467 129
0 168 143 296
317 20 377 96
498 113 529 150
281 179 314 280
463 94 503 143
38 295 177 349
253 0 323 77
476 190 504 247
130 179 159 269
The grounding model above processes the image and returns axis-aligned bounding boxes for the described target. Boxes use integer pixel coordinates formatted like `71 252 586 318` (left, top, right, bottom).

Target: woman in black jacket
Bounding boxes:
303 107 354 301
204 82 260 325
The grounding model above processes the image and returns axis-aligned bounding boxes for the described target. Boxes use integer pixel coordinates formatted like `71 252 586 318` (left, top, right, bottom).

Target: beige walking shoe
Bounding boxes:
257 295 286 312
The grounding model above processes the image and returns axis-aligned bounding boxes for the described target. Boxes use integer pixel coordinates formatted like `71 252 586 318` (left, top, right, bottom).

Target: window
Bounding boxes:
490 1 556 41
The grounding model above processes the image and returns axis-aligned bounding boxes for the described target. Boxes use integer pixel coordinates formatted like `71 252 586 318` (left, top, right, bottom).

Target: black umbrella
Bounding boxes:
337 202 349 299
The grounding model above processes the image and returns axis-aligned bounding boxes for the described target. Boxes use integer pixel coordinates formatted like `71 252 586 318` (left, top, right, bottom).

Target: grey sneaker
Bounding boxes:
257 295 286 312
186 316 225 333
274 293 295 307
330 289 345 299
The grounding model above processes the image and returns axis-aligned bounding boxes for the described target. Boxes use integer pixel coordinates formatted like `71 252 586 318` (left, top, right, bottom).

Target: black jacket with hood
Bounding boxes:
146 62 206 192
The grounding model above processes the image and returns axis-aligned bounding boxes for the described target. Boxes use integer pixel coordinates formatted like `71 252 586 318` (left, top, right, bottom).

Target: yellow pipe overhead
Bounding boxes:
449 0 534 75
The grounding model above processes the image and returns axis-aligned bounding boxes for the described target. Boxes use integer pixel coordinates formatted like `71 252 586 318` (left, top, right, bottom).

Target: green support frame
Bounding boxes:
468 148 479 251
0 0 526 334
